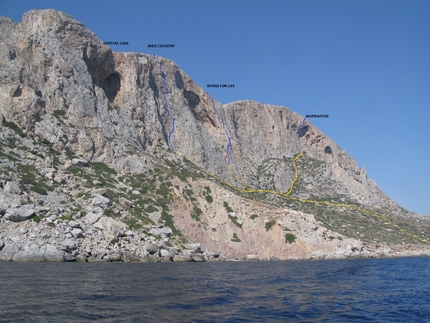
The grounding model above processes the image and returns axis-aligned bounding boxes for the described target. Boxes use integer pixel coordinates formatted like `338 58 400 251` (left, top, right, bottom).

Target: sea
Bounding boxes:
0 257 429 322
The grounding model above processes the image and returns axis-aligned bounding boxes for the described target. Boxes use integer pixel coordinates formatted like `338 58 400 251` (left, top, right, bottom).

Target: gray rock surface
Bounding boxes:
63 239 76 250
91 194 111 209
143 242 159 255
150 228 172 238
4 205 36 222
4 182 21 195
85 207 104 224
173 254 193 262
0 243 19 261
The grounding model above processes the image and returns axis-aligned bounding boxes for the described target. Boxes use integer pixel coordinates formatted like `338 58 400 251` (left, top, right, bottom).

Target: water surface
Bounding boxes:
0 257 429 322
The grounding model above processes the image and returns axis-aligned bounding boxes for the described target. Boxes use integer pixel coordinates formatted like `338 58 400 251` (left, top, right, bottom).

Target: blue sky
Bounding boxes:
2 0 429 215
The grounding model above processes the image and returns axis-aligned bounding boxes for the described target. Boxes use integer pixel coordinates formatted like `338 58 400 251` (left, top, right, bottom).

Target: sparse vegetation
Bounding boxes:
265 220 275 231
231 233 241 242
2 120 25 137
191 206 203 221
228 214 242 228
30 184 48 195
156 182 171 199
223 201 233 213
53 110 66 117
285 233 296 244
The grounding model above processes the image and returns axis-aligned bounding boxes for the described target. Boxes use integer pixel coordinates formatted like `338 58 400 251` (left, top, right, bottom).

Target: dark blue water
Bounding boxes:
0 257 429 322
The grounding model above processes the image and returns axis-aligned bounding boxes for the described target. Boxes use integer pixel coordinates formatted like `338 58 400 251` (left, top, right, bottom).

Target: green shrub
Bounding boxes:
92 162 117 175
191 206 203 221
285 233 296 244
231 233 241 242
53 110 66 117
59 215 73 221
31 216 42 223
228 214 242 228
156 183 171 199
205 195 213 203
250 214 259 220
161 210 180 236
140 204 154 213
223 201 233 213
2 120 25 137
265 220 275 231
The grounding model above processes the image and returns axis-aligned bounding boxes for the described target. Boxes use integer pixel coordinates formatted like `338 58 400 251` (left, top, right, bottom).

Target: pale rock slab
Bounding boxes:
85 207 104 224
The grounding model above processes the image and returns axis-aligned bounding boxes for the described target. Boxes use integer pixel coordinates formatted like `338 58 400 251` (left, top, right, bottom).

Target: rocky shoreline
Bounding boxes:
1 181 429 263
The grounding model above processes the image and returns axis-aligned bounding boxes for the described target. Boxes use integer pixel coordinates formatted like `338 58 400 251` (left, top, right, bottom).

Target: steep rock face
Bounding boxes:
0 9 401 211
0 9 426 261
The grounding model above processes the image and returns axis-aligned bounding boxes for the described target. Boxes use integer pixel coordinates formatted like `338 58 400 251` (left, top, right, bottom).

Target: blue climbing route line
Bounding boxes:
296 117 307 139
207 92 232 164
154 55 176 150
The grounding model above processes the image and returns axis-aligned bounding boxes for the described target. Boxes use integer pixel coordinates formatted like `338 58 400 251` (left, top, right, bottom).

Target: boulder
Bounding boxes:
106 253 122 262
360 250 371 258
187 243 202 253
71 158 89 167
143 242 159 255
92 188 108 196
75 254 87 262
119 197 133 208
93 217 126 244
63 253 75 262
4 181 21 195
160 249 172 259
12 244 44 262
85 207 103 224
91 194 111 209
12 245 64 262
4 205 36 222
309 250 326 260
173 254 193 262
71 228 84 238
0 243 20 261
121 251 142 262
190 253 205 262
63 239 76 250
245 254 260 261
150 227 172 238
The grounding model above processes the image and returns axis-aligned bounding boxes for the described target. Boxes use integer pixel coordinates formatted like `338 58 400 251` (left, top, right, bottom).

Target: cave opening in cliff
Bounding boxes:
102 73 121 102
298 125 308 138
325 146 333 154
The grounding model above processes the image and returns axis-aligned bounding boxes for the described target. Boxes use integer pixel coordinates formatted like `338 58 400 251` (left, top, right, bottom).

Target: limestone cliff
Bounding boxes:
0 9 429 262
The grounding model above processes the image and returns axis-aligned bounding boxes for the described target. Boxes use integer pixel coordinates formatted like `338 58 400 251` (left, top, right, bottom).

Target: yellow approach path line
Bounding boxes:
173 150 430 245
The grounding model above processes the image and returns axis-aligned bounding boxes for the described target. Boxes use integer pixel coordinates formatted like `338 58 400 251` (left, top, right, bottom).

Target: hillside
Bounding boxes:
1 9 429 262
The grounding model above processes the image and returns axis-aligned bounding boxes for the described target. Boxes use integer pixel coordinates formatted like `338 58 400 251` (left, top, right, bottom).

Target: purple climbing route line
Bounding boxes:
207 92 251 190
296 117 307 139
167 118 176 151
207 92 232 164
154 55 175 150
